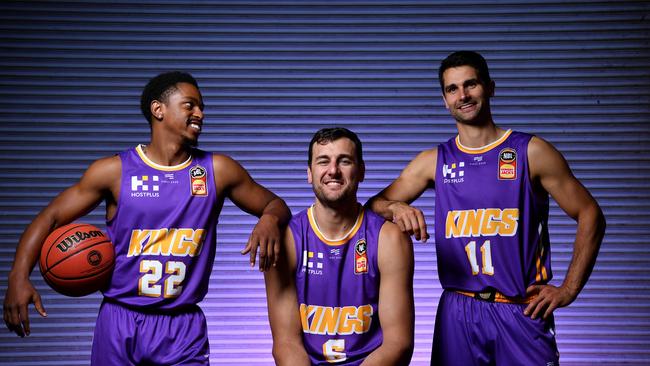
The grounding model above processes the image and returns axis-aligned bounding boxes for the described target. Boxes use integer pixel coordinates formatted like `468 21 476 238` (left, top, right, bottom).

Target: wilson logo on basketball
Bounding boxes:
56 230 105 253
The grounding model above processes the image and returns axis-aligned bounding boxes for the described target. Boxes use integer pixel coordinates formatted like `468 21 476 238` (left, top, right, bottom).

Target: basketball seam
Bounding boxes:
42 240 114 279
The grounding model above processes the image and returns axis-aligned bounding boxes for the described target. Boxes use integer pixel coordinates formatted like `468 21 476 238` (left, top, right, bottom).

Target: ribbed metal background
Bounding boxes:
0 1 648 365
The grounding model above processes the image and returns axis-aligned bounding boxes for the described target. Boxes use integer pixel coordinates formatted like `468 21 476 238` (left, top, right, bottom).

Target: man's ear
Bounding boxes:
151 100 164 122
307 166 313 184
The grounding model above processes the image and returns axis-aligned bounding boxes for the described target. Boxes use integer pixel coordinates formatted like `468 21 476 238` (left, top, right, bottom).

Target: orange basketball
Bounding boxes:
39 223 114 297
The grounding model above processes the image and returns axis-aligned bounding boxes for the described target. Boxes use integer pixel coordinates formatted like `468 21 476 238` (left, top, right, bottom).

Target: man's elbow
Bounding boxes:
271 339 309 365
586 200 607 243
384 337 414 365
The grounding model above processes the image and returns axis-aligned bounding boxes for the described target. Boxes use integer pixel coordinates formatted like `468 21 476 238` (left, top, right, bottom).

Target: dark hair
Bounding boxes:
438 51 492 92
308 127 363 166
140 71 199 123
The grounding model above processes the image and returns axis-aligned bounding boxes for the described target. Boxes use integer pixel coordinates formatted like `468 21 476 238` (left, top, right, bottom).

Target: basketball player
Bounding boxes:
3 71 291 365
368 51 606 365
264 128 414 365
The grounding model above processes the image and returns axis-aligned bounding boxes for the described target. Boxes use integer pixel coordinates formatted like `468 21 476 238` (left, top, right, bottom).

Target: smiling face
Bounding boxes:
156 82 204 147
442 65 494 125
308 137 364 207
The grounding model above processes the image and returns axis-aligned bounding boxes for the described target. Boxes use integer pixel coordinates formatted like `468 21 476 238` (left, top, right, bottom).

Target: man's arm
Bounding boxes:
3 156 119 337
366 148 436 242
362 222 415 366
263 228 310 366
524 136 606 319
213 155 291 271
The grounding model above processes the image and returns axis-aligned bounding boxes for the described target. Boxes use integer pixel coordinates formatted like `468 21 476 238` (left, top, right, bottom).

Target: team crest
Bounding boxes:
189 165 208 196
498 148 517 180
354 239 368 275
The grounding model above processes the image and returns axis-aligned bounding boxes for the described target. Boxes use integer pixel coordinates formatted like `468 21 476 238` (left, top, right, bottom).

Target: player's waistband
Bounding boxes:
455 289 535 304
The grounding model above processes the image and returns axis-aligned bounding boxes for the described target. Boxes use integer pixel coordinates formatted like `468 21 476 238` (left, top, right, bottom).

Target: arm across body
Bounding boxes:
361 222 415 366
366 148 437 242
524 136 606 319
3 156 120 337
264 228 311 366
213 154 291 271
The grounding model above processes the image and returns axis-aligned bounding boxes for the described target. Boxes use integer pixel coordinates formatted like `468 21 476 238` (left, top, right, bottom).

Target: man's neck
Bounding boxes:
312 200 361 240
455 120 505 149
142 140 192 167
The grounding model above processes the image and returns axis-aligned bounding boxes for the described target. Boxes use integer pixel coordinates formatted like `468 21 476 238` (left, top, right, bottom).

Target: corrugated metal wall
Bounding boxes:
0 1 648 365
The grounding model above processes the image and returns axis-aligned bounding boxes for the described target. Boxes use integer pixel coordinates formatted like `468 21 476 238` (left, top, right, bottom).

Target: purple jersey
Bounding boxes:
291 206 385 365
434 130 552 297
103 145 218 310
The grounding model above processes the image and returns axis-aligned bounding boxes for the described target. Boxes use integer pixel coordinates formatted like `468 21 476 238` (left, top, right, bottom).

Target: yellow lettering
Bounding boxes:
171 229 195 256
445 211 462 238
481 208 501 236
462 209 483 237
318 307 341 335
309 306 324 333
445 208 519 238
357 305 373 333
142 229 166 255
338 306 356 334
192 229 206 256
128 229 150 257
500 209 519 236
300 304 373 335
299 304 309 332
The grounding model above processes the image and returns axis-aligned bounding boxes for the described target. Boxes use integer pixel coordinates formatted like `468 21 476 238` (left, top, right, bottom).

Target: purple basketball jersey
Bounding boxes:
291 206 385 365
434 130 552 297
103 145 219 310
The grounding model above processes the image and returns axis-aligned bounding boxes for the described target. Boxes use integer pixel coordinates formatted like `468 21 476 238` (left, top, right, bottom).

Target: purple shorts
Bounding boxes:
431 290 559 366
91 300 210 365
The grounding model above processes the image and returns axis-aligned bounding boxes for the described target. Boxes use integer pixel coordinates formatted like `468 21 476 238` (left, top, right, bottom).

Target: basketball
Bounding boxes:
39 223 115 297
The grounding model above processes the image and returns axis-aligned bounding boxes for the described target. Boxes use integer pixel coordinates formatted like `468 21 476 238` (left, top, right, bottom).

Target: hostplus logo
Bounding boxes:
442 162 465 184
302 250 324 276
131 175 160 198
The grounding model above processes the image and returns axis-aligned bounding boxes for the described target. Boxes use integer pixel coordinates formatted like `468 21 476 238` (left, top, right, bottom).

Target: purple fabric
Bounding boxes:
434 130 552 297
291 206 385 365
431 291 559 366
103 146 219 310
91 300 209 365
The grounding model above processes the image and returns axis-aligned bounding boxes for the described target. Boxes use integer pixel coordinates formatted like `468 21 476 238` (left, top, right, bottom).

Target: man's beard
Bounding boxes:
312 184 356 208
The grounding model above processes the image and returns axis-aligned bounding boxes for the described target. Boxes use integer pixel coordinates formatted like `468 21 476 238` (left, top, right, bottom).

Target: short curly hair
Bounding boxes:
140 71 199 123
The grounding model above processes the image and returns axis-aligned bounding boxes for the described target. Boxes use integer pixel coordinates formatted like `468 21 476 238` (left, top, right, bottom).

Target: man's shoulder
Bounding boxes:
377 219 409 245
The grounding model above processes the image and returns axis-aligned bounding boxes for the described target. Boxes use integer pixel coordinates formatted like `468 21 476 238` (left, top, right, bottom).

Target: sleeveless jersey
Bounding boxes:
103 145 219 310
434 130 552 297
291 206 385 365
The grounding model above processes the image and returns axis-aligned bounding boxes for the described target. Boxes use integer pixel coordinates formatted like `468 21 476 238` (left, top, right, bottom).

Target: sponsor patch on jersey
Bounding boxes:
130 175 160 198
498 148 517 180
354 239 368 274
189 165 208 196
442 161 465 184
302 250 324 276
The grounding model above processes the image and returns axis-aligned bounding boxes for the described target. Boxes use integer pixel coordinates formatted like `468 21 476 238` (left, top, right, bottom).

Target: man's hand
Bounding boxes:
241 214 282 271
3 277 47 337
388 201 429 242
524 284 576 320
